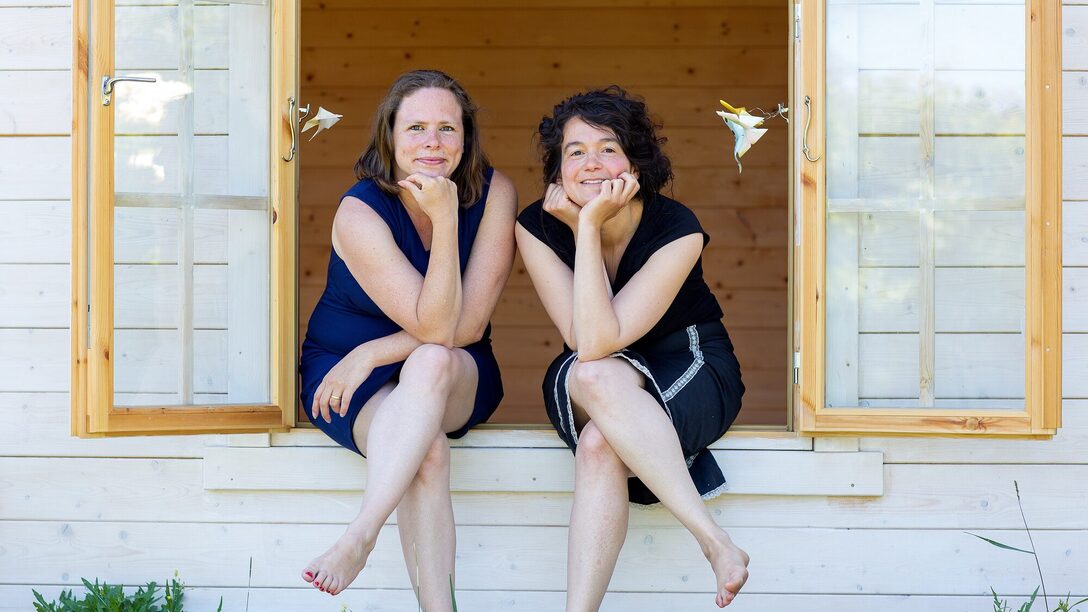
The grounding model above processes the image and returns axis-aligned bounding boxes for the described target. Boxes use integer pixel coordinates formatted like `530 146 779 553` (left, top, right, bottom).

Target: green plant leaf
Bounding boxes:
449 574 458 612
968 532 1035 554
1016 586 1040 612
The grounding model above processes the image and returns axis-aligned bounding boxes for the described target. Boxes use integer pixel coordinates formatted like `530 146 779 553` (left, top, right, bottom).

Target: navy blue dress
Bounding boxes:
300 169 503 455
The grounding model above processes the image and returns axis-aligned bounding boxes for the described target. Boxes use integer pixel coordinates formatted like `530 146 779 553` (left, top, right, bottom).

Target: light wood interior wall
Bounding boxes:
298 0 790 425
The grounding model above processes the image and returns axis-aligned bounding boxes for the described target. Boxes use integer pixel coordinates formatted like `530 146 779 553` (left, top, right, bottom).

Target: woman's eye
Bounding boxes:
439 125 455 132
568 150 582 157
409 125 423 131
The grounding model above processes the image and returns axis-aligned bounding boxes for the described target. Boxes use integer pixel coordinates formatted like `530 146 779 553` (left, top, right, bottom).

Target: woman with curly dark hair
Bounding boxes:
515 86 749 610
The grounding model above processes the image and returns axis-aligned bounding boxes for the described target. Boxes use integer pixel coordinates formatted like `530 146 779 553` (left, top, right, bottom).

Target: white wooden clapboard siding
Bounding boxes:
0 137 70 199
1 2 1087 610
0 7 69 69
2 521 1084 594
0 71 70 134
6 589 1077 612
202 447 883 495
0 263 228 328
4 457 1087 529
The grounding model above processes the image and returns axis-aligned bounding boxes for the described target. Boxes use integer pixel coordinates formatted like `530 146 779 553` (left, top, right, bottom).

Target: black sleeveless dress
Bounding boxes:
516 192 744 505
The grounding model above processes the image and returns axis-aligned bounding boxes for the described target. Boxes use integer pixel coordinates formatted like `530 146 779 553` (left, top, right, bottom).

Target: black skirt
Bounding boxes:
542 320 744 505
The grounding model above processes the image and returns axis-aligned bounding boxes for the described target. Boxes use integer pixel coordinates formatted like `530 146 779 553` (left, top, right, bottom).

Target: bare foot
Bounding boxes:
301 529 375 596
706 536 750 608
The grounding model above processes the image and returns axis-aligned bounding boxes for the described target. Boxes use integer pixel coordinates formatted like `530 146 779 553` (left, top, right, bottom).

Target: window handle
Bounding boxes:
101 75 156 106
802 95 822 162
283 97 312 162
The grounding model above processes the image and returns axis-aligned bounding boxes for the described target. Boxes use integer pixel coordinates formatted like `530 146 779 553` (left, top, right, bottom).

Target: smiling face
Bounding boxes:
558 117 638 206
392 87 465 181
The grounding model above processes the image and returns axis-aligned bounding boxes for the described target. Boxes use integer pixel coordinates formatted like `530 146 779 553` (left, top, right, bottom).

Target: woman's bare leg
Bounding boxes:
395 366 478 612
568 358 750 608
566 421 631 612
303 344 478 597
396 434 456 612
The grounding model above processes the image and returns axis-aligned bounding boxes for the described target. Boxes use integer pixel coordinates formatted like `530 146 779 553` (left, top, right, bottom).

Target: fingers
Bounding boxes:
598 177 614 201
543 183 567 209
399 173 433 190
311 381 323 420
339 383 359 417
319 386 333 424
618 171 640 202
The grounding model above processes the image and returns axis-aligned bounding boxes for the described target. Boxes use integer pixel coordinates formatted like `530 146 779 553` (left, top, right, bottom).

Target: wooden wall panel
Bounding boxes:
299 2 789 425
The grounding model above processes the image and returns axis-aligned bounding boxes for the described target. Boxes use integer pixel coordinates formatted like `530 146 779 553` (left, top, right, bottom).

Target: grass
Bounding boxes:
969 481 1088 612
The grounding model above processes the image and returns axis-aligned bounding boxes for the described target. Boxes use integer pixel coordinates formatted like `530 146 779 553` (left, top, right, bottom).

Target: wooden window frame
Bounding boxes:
793 0 1062 436
71 0 299 437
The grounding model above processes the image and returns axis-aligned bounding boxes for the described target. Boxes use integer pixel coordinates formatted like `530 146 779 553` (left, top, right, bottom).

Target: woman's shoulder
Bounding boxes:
342 176 385 204
482 168 516 212
516 198 545 224
650 192 696 219
643 192 708 247
515 199 574 252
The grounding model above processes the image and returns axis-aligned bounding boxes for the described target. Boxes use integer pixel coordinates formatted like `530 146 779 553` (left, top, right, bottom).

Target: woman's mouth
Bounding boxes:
417 157 446 165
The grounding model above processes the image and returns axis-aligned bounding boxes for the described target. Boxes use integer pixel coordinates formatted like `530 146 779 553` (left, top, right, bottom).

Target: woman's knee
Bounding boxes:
575 422 624 472
569 358 638 406
403 343 459 386
414 433 451 487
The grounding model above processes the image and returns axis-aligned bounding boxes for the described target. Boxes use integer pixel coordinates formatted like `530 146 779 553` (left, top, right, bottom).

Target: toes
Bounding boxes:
302 568 316 583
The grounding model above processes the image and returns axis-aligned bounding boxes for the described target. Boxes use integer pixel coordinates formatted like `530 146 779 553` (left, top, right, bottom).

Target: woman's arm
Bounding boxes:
310 329 421 422
572 177 703 360
331 175 461 346
573 230 703 361
516 223 579 349
452 170 518 347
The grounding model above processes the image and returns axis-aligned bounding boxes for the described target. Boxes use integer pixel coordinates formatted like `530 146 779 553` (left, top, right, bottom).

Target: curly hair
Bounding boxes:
354 69 490 208
536 85 673 197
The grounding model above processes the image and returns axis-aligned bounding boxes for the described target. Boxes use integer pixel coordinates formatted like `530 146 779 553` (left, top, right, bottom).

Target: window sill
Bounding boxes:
204 429 883 497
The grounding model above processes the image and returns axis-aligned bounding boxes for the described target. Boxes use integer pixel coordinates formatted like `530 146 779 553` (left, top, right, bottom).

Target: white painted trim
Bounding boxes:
202 446 884 496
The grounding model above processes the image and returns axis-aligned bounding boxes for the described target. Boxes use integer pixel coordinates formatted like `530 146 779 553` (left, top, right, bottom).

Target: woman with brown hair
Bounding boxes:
516 86 749 609
298 69 516 608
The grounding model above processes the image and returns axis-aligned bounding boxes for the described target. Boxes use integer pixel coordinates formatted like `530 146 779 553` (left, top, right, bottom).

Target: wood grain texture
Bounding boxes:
297 3 789 426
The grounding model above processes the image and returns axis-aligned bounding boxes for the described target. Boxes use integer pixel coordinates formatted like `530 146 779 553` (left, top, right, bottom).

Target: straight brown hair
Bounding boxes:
354 70 490 207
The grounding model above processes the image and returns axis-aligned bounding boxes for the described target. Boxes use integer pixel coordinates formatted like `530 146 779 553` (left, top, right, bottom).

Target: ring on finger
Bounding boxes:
329 394 341 402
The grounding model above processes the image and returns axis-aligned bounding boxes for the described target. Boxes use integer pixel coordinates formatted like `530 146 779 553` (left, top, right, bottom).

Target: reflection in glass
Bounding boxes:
824 0 1026 410
112 2 271 407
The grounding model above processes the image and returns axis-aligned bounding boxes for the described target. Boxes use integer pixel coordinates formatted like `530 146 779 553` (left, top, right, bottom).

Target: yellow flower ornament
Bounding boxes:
716 100 788 173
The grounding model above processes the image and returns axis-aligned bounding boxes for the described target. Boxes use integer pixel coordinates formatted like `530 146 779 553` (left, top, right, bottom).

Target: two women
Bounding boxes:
300 71 748 609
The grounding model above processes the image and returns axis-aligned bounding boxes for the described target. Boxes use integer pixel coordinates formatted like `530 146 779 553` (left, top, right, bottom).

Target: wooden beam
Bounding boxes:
71 0 90 437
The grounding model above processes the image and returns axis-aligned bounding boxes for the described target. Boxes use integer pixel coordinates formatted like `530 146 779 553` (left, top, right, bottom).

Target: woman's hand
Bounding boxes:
542 182 581 231
580 172 640 228
398 173 459 223
311 344 375 424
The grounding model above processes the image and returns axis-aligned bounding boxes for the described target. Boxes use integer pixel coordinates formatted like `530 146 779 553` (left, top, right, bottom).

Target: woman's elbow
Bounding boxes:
453 325 486 348
415 324 457 348
575 341 611 362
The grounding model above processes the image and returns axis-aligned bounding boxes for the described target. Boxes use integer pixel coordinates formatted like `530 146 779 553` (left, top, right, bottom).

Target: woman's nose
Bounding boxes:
423 129 441 147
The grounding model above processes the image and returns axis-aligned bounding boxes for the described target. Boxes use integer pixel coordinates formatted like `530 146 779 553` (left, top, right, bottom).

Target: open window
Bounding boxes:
793 0 1062 435
295 1 794 431
71 0 299 436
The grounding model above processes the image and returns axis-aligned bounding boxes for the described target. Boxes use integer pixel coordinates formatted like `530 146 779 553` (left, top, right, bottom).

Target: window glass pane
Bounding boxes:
113 1 270 407
824 0 1025 409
